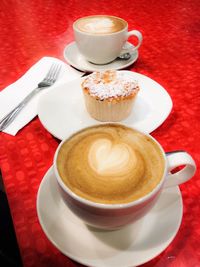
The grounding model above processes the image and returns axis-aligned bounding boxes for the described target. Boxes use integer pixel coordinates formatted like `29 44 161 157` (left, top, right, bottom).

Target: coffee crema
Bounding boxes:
74 15 127 34
57 124 165 204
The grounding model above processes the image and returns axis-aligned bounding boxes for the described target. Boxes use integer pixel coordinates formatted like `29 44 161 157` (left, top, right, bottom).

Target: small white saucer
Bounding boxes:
63 41 138 72
37 167 183 267
38 71 172 140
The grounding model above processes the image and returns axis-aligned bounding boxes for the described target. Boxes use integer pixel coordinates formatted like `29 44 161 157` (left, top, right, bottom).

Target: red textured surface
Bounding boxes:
0 0 200 266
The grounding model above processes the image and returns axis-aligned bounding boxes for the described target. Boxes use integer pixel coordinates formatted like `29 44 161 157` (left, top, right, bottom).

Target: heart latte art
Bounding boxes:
57 124 165 204
74 15 126 35
88 139 137 175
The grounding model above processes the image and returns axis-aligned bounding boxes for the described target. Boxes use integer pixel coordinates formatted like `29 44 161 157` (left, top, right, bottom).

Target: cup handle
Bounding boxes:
163 151 196 188
127 30 143 50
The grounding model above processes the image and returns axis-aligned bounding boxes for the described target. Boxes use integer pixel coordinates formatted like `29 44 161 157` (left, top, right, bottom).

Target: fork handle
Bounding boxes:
0 87 39 132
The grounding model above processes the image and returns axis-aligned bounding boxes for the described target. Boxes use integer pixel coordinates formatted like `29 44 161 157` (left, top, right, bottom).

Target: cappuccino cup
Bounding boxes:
73 15 143 64
54 124 196 230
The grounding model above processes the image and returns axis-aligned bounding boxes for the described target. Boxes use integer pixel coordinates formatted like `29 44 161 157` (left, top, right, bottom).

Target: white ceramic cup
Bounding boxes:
54 126 196 230
73 15 143 64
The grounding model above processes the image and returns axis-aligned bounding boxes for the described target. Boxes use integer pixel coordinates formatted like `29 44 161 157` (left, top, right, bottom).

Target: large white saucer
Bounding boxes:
63 42 138 72
38 71 172 140
37 167 183 267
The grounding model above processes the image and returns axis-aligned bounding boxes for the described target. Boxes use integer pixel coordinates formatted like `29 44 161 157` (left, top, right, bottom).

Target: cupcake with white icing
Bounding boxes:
81 70 140 121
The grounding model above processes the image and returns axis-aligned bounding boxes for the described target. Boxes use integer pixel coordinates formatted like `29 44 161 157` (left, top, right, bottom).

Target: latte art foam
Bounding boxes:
81 18 114 34
88 138 137 176
75 16 126 34
57 124 165 204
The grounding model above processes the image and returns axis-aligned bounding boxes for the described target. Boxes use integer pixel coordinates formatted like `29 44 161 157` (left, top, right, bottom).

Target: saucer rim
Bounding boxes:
63 41 139 72
37 166 183 267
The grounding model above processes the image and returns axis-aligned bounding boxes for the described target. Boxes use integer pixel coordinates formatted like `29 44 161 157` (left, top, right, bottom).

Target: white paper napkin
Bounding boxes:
0 57 84 135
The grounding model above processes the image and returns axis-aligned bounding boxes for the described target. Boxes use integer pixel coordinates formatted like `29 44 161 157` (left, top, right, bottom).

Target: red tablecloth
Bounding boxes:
0 0 199 266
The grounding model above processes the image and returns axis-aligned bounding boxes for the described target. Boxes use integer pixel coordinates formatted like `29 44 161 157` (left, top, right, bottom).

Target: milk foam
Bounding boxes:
88 138 136 176
57 124 165 204
83 18 114 34
76 16 126 34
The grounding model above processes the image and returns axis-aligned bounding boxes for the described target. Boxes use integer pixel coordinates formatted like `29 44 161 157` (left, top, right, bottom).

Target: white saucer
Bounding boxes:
37 167 183 267
63 41 138 72
38 71 172 140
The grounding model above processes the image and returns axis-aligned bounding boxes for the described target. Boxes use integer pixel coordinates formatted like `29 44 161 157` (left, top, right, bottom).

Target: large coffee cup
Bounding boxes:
54 124 196 230
73 15 143 64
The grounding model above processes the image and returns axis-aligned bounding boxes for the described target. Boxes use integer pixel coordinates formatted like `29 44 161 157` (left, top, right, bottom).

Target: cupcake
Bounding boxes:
81 70 140 121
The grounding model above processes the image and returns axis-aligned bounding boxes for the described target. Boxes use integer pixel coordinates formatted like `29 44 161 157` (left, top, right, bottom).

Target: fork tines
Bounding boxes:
46 63 61 82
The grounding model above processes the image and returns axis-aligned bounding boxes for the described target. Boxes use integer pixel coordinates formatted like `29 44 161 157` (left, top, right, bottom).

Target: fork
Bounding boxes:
0 63 61 132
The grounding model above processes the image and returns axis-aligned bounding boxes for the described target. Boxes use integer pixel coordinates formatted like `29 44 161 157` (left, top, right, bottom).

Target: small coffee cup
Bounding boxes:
54 124 196 230
73 15 143 64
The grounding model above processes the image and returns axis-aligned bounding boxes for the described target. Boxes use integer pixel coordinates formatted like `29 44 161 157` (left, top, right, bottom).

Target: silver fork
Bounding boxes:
0 63 61 132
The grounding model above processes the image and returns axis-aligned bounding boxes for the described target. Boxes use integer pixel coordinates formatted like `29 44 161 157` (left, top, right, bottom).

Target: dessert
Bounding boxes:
81 70 140 121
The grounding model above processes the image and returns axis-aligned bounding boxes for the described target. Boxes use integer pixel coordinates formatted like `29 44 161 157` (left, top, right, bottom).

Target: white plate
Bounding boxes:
38 71 172 140
63 41 138 72
37 167 183 267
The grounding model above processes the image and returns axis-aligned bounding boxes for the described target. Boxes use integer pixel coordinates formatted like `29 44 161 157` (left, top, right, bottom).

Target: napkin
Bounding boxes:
0 57 84 135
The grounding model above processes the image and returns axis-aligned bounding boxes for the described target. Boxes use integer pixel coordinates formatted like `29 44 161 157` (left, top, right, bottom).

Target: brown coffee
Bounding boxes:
57 124 165 204
74 15 127 35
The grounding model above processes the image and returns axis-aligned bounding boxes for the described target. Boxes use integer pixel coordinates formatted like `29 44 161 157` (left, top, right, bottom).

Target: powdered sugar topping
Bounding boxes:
82 71 139 100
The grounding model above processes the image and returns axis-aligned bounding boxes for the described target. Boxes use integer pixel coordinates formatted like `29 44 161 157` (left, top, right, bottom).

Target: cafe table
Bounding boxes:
0 0 199 266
